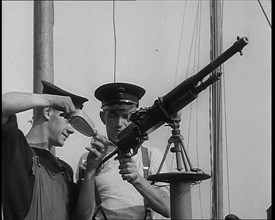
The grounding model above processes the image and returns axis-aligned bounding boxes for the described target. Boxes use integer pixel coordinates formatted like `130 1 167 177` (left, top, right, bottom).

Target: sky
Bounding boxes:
2 1 271 219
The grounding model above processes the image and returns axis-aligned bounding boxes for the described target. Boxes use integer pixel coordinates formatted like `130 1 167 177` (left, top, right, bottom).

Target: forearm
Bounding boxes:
2 92 51 117
74 170 97 220
75 136 109 219
132 175 170 218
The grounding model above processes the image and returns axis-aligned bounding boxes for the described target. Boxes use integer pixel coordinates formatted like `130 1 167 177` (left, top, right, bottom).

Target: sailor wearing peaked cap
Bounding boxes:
2 81 93 220
94 82 145 110
75 82 171 220
94 82 145 145
42 80 88 109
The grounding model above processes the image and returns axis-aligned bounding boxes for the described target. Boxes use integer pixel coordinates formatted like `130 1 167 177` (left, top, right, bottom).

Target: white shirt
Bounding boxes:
76 145 169 220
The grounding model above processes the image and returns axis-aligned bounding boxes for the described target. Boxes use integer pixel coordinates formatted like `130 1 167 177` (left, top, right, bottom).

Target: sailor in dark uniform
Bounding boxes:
2 80 98 220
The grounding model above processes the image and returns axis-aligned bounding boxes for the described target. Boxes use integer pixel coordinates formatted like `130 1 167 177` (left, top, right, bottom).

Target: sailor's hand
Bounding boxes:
118 157 140 184
85 133 108 170
47 94 76 115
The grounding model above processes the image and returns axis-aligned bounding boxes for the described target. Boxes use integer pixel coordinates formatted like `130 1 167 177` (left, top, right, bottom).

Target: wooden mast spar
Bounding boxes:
210 1 223 219
33 1 55 154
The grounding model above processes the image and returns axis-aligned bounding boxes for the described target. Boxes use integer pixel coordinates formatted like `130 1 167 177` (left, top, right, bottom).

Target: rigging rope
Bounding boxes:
52 1 54 26
186 1 202 155
209 89 213 217
173 1 187 86
185 5 200 80
195 2 203 218
222 64 231 213
219 0 232 214
257 0 272 29
112 0 117 82
169 0 188 173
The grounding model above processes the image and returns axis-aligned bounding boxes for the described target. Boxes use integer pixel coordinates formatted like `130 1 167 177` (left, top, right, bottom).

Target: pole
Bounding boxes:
148 172 210 219
33 1 54 154
170 181 192 219
210 0 223 219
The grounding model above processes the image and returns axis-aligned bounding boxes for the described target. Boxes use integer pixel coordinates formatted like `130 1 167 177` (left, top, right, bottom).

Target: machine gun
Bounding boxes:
99 36 248 164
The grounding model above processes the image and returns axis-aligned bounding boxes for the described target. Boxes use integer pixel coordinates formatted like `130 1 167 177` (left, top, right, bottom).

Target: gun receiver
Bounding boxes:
100 36 248 163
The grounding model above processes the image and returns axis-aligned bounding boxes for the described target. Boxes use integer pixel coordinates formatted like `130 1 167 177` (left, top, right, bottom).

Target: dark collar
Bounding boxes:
31 147 63 173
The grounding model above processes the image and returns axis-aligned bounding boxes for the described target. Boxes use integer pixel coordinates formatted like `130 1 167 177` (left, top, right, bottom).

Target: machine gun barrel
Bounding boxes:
114 36 249 155
163 36 248 114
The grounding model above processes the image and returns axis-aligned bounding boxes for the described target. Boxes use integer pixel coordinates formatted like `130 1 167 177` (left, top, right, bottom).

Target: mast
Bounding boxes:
210 0 223 219
33 1 55 154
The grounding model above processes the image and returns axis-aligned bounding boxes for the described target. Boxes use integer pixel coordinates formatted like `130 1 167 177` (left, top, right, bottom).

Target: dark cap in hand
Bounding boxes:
41 80 88 109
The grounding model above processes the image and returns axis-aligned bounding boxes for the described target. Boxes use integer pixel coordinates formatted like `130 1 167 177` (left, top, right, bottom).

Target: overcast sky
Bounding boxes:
2 1 271 219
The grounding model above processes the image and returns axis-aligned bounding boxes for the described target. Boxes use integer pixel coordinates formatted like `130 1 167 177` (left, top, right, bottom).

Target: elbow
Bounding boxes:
162 206 171 218
73 210 94 220
154 202 170 218
74 202 96 220
156 208 170 218
161 192 171 218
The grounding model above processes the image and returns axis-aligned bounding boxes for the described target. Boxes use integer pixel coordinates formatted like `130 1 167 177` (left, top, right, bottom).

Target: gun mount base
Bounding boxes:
148 172 210 219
